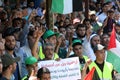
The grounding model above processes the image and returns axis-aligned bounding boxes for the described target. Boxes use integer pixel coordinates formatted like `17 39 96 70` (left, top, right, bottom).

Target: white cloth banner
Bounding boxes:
38 57 81 80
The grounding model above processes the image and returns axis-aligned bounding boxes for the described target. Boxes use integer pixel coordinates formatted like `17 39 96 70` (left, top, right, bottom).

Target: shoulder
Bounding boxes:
105 62 113 66
0 76 7 80
105 62 113 68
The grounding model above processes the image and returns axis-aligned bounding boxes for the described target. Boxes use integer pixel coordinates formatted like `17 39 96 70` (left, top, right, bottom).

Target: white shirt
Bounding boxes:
97 12 107 23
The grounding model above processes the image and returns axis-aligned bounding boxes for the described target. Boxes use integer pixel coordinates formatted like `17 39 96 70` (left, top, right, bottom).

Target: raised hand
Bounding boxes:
29 69 37 80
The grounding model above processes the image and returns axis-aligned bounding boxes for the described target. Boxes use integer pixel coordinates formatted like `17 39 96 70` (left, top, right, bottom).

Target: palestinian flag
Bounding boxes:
51 0 83 14
106 27 120 73
84 67 100 80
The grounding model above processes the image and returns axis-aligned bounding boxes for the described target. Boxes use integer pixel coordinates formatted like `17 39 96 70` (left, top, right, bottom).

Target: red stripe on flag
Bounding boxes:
84 67 96 80
108 27 116 49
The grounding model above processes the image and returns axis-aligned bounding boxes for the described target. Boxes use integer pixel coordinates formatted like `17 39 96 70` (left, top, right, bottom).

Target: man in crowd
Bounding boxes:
69 39 88 70
82 44 115 80
37 67 51 80
76 24 87 41
42 42 55 60
39 30 59 60
22 56 38 80
115 22 120 42
3 27 25 79
0 54 20 80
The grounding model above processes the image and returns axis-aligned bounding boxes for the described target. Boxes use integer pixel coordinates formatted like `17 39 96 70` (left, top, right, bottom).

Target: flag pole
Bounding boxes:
85 0 89 19
46 0 54 30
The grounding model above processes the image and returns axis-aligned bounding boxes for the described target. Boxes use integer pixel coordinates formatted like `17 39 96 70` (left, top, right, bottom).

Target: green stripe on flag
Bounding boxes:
106 51 120 73
51 0 64 14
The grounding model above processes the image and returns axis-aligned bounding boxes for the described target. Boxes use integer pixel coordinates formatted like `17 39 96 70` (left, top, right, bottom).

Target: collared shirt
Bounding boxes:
97 12 107 23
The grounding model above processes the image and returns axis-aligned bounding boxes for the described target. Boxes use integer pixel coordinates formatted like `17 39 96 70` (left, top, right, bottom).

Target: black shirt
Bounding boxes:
95 61 104 72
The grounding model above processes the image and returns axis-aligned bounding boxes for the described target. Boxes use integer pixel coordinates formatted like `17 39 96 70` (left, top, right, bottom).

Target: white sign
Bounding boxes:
38 57 81 80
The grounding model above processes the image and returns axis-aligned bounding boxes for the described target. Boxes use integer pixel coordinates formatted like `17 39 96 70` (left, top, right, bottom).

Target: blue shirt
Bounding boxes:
13 53 20 80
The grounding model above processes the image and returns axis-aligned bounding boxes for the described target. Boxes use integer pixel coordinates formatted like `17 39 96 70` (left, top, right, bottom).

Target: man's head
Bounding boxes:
58 26 66 36
27 29 37 49
1 54 20 73
93 44 105 61
66 24 75 33
59 34 66 47
37 67 50 80
25 56 38 75
76 24 86 39
83 19 91 28
107 9 114 18
43 30 59 46
0 10 7 21
102 3 109 12
114 12 120 21
64 18 70 26
90 34 101 49
72 39 83 57
22 7 28 17
115 22 120 35
101 34 109 49
43 43 54 60
12 18 22 28
3 27 17 51
89 11 96 21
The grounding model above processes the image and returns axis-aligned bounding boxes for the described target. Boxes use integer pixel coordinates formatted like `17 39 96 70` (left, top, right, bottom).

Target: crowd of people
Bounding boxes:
0 0 120 80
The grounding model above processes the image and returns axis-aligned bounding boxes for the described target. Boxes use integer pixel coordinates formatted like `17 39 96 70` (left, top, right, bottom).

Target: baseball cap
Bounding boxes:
1 54 20 67
42 30 59 40
72 39 82 47
2 27 21 38
93 44 105 52
25 56 37 65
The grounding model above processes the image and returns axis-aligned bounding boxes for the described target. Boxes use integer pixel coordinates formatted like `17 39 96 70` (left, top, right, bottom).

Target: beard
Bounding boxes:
77 33 86 39
5 44 15 51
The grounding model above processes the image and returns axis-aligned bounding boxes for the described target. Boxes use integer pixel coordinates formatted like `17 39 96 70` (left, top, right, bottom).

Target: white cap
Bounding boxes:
93 44 105 52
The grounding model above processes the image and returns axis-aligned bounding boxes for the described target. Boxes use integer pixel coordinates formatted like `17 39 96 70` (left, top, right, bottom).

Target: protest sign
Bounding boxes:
38 57 81 80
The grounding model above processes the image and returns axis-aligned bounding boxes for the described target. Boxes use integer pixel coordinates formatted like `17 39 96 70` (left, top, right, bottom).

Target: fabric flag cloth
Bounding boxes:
84 67 100 80
51 0 83 14
84 67 95 80
106 27 120 73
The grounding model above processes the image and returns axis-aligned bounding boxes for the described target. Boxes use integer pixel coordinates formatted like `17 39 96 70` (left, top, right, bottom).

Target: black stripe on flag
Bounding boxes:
73 0 83 12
